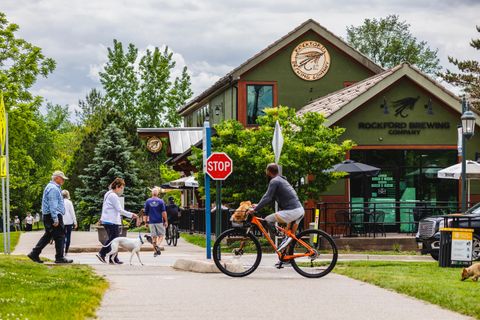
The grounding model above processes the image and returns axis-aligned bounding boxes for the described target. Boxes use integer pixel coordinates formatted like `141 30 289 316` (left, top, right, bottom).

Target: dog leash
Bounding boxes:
138 231 144 244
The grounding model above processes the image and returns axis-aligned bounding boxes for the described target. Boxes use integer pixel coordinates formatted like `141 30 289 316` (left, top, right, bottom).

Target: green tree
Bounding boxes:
346 15 441 74
75 88 105 124
76 123 144 229
43 103 80 171
0 11 56 216
441 26 480 111
99 40 138 116
189 107 353 209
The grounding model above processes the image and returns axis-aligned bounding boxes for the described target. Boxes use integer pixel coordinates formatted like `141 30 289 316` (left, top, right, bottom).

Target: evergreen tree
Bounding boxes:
441 26 480 111
76 123 144 229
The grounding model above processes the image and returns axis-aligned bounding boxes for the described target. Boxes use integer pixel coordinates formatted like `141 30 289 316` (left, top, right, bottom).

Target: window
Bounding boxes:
247 85 273 125
196 104 209 126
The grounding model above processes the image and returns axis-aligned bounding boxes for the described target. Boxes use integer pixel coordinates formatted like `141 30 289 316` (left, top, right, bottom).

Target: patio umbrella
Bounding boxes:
326 159 381 205
165 176 199 189
437 160 480 180
162 176 199 207
326 159 380 178
437 160 480 204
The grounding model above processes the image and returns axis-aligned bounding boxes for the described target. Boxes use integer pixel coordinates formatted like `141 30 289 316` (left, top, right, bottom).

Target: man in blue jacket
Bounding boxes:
28 171 73 264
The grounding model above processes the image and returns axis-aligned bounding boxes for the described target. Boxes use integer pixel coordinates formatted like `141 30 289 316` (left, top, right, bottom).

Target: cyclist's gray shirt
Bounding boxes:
254 175 302 212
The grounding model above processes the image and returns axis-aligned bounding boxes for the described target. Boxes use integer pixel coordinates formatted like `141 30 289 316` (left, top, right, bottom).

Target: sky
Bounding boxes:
2 0 479 115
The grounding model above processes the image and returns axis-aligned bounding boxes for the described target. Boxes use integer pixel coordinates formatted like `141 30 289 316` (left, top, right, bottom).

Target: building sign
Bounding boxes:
358 121 450 135
146 136 163 153
291 41 330 81
371 173 395 198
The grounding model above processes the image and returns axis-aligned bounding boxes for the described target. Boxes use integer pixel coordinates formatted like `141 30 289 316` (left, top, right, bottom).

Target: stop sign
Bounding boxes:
206 152 233 180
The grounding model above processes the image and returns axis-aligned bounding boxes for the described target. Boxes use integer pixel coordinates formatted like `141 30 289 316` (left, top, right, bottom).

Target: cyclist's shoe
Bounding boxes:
277 236 293 252
275 260 291 269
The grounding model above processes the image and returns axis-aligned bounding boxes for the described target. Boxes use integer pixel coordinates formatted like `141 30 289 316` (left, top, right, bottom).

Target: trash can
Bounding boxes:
439 228 473 268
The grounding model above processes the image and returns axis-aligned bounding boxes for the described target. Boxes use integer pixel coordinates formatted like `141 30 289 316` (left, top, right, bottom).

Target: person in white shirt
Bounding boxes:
24 213 34 231
62 190 77 255
96 177 138 264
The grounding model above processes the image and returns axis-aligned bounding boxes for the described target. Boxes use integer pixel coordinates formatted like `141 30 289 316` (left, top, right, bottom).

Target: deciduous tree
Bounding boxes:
346 15 441 74
189 107 353 210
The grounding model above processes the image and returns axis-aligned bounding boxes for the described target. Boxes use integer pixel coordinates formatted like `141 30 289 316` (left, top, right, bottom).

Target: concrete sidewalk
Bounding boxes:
13 231 471 320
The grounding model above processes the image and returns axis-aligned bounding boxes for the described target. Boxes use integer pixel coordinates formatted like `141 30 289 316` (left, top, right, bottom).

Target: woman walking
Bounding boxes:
96 177 138 264
62 190 77 256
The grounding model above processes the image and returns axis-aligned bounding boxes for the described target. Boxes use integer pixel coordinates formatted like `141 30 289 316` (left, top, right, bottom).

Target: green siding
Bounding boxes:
323 76 480 197
242 30 375 110
336 77 480 148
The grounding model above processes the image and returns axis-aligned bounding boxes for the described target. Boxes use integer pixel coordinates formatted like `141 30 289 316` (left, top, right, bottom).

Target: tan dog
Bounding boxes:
230 201 252 222
461 263 480 281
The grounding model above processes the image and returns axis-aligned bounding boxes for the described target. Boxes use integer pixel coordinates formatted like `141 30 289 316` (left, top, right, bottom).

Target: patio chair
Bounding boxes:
350 210 366 236
368 211 386 238
334 210 350 237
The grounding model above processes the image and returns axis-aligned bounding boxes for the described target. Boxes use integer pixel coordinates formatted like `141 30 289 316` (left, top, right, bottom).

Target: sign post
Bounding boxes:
206 152 233 241
203 118 212 259
272 120 284 247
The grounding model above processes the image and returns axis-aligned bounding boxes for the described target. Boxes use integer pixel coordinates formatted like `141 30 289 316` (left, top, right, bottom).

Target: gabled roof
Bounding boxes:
297 63 480 126
179 19 384 116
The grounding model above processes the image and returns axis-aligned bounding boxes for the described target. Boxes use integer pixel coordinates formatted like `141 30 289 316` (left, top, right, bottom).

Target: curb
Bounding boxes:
173 259 220 273
172 258 245 274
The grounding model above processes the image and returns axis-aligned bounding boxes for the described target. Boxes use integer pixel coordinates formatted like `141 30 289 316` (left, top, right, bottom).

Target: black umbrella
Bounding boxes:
327 160 381 215
327 160 380 178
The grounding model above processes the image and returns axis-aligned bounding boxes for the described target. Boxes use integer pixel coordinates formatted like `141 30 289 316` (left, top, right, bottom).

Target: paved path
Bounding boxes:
14 231 472 320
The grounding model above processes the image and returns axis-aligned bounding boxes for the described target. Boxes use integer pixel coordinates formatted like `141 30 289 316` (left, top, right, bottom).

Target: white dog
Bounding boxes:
102 234 153 265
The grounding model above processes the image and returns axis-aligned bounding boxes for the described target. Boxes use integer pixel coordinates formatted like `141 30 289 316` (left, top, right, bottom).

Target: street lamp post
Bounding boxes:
461 97 476 212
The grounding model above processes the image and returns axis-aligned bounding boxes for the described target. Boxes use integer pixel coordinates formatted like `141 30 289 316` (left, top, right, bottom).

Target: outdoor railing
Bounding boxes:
176 201 478 237
313 200 479 237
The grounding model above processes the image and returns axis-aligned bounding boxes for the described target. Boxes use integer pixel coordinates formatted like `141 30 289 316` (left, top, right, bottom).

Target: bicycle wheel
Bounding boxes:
166 225 172 246
290 229 338 278
172 226 178 246
213 228 262 277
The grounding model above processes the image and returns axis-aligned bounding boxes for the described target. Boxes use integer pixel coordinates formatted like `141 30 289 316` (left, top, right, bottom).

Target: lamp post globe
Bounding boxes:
461 110 476 139
460 102 476 213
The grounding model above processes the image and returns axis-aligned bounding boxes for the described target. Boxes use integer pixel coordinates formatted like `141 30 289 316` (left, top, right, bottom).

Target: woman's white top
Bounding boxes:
63 198 77 225
100 190 133 225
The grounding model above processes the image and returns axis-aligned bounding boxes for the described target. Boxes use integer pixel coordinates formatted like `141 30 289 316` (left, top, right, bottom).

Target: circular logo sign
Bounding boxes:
291 41 330 81
146 136 163 153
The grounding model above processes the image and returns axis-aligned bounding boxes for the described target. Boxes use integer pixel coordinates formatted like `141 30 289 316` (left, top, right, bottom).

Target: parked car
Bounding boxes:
416 202 480 261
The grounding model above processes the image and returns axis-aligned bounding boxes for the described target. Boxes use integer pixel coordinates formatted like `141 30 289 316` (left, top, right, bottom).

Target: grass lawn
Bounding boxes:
334 261 480 319
181 233 207 247
0 255 108 320
0 231 21 253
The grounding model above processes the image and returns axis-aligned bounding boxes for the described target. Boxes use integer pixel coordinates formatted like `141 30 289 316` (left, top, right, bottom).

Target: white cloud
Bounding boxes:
3 0 479 110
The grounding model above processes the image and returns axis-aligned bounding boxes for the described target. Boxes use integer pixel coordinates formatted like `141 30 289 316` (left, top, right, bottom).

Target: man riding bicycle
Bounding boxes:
166 197 180 239
251 163 304 267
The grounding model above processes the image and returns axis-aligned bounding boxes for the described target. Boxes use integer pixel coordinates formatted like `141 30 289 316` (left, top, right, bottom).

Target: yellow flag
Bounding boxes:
0 92 5 152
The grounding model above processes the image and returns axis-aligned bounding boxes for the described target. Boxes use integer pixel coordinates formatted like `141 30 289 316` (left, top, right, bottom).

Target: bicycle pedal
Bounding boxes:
275 262 284 269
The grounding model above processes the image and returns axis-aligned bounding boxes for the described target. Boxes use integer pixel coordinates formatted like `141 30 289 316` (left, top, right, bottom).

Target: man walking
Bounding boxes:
144 187 167 256
28 171 73 264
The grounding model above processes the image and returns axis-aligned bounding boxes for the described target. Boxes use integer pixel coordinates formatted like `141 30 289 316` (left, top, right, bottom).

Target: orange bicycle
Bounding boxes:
212 211 338 278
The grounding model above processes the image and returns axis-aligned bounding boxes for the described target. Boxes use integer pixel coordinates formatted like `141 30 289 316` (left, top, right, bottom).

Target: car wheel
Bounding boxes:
473 236 480 261
430 252 439 261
